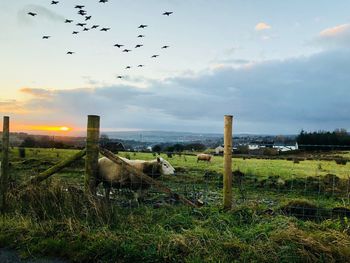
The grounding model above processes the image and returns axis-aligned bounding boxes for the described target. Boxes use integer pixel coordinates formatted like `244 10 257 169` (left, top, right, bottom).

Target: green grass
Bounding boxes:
1 148 350 262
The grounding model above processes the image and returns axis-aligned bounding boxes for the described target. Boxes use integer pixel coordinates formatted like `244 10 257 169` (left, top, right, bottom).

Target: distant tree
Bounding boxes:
173 144 185 152
100 134 110 147
164 145 175 153
20 137 36 148
152 144 162 153
184 143 206 152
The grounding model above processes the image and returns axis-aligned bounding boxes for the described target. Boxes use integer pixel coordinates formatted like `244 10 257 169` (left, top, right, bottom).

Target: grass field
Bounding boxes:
1 147 350 262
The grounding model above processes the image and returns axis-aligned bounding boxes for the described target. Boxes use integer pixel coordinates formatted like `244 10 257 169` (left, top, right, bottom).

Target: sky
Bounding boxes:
1 0 350 135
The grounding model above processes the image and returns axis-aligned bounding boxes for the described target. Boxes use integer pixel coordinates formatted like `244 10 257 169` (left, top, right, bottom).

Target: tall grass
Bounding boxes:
1 182 350 262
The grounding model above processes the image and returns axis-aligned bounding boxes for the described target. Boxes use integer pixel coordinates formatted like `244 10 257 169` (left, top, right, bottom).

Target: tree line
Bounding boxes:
297 129 350 150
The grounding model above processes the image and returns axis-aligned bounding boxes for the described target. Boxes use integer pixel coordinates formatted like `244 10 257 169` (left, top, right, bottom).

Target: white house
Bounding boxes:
273 142 299 152
215 145 224 155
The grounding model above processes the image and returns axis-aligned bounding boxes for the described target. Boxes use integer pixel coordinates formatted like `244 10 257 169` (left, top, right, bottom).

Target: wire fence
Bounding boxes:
5 142 350 220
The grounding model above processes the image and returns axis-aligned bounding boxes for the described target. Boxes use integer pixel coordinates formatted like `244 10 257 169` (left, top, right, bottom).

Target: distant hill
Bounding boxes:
104 131 223 143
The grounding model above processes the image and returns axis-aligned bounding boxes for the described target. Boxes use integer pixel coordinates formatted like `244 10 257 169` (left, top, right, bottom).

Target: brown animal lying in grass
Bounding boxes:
97 156 175 201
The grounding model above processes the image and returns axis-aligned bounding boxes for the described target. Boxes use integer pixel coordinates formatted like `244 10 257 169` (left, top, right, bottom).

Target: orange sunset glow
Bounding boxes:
12 125 73 134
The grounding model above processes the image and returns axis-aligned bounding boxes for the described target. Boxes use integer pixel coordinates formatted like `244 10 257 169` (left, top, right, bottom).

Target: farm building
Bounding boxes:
273 142 299 152
215 145 224 154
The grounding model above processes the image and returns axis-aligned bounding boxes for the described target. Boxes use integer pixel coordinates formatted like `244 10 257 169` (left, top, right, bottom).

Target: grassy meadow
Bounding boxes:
0 147 350 262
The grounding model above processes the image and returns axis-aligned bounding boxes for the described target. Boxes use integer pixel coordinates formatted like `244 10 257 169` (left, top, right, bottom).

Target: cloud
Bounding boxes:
0 99 29 114
319 24 350 37
18 5 65 24
255 22 271 31
20 87 52 98
314 24 350 48
11 49 350 134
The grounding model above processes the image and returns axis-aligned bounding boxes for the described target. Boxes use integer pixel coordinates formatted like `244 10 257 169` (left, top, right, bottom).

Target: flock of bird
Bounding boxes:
27 1 174 79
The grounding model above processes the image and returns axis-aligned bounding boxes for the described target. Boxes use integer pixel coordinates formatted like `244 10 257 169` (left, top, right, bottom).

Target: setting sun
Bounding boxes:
58 126 70 131
29 126 72 132
12 124 73 134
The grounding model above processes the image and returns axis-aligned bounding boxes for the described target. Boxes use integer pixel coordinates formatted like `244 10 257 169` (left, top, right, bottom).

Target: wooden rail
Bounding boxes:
18 149 86 190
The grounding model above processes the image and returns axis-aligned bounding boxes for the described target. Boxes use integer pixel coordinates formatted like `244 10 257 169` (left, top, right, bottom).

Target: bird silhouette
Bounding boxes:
28 12 37 17
85 16 92 21
135 44 143 48
114 44 124 48
117 76 123 79
162 45 170 49
91 25 99 29
67 51 75 55
123 49 131 52
99 0 108 3
138 65 144 68
151 55 159 58
77 23 86 27
83 28 89 31
100 28 110 31
65 19 73 23
137 35 145 38
42 36 51 39
163 12 173 16
125 66 131 69
78 10 87 16
138 24 148 29
51 1 59 4
72 31 79 34
75 5 84 9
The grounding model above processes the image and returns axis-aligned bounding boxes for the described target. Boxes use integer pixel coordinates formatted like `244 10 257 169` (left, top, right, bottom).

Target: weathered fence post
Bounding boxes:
223 115 233 210
0 116 10 212
85 115 100 195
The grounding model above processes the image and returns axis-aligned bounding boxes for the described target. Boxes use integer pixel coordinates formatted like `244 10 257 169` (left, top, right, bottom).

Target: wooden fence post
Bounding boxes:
223 115 233 210
0 116 9 212
85 115 100 195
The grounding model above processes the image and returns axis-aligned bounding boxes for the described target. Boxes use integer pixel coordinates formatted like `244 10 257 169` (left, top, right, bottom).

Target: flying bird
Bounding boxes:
162 45 170 49
137 35 145 38
85 16 92 21
42 36 51 39
91 25 99 29
114 44 124 48
83 28 89 31
135 44 143 48
78 10 87 16
65 19 73 23
72 31 79 34
51 1 59 4
100 27 110 31
27 12 37 17
77 23 86 27
117 76 123 79
163 12 173 16
99 0 108 2
138 65 144 68
151 55 159 58
67 51 75 55
75 5 84 9
123 49 131 52
125 66 131 69
138 24 148 29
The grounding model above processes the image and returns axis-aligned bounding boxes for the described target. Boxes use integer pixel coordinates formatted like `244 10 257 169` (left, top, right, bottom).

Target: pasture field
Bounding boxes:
1 148 350 262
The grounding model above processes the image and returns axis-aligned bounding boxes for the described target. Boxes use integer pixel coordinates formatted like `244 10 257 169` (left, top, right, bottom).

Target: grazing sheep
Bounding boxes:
197 153 212 163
